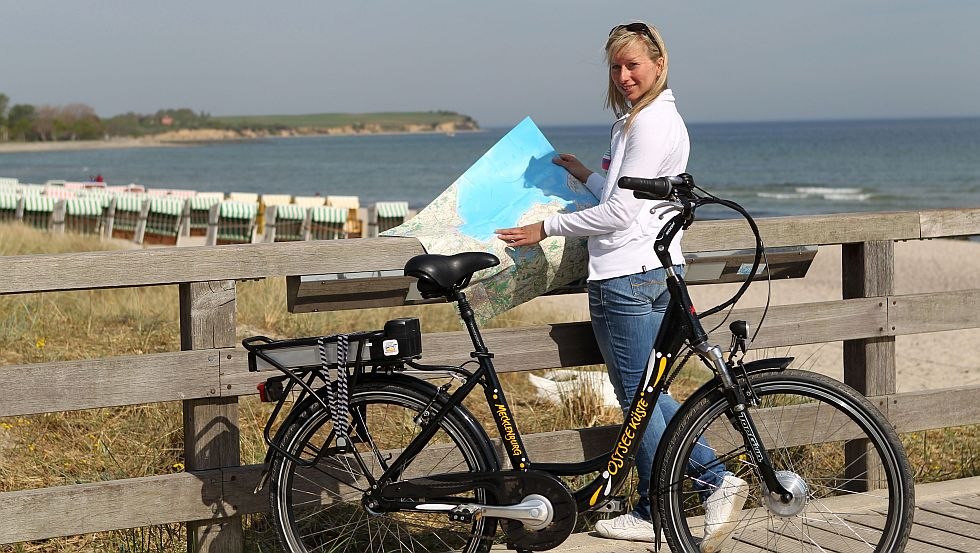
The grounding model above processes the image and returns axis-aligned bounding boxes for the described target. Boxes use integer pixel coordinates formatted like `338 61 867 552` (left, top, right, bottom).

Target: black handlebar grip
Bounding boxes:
617 175 684 200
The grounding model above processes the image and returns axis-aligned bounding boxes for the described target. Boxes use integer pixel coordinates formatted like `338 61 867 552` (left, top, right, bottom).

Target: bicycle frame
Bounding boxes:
368 197 792 516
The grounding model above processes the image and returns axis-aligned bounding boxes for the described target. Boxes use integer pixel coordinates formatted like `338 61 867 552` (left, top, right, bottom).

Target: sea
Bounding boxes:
1 117 978 219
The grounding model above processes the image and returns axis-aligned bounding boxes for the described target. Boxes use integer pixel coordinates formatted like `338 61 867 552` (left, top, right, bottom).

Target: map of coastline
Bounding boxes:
382 117 598 322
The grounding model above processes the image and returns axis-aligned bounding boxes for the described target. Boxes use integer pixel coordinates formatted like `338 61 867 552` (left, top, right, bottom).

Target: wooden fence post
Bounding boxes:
180 280 244 553
51 200 66 233
205 204 220 246
842 240 895 490
134 198 151 245
263 205 278 243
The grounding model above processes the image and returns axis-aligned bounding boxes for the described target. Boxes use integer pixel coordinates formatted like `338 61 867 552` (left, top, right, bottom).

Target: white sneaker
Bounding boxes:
594 512 656 542
700 474 748 552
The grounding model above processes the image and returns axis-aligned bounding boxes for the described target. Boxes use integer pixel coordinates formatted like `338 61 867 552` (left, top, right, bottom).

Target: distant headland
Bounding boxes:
0 98 481 153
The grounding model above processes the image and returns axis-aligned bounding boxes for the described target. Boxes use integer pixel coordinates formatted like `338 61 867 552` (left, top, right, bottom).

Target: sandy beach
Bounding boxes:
0 137 176 153
526 239 979 394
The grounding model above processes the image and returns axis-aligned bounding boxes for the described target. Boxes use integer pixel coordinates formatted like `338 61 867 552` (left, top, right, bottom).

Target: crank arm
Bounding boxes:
450 494 553 531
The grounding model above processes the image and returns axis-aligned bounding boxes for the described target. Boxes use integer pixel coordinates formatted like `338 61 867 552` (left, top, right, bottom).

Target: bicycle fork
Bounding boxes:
699 343 795 503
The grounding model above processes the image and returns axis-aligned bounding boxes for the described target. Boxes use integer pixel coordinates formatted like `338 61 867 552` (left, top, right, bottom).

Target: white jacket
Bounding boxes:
543 89 689 280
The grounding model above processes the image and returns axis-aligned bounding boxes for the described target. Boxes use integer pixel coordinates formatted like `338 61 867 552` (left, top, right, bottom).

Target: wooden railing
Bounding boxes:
1 207 979 551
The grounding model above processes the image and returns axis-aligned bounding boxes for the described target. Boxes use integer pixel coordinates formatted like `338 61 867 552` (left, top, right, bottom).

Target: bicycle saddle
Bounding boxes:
404 252 500 298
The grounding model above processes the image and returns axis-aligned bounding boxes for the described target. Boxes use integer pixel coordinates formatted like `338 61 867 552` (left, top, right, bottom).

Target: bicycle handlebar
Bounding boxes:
616 173 766 322
617 174 693 200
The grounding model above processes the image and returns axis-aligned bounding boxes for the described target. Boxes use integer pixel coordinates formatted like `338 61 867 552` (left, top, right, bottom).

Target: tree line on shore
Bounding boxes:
0 92 247 142
0 92 479 143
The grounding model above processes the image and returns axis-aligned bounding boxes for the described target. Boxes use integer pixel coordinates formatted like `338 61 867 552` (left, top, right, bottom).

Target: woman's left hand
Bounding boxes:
495 221 547 247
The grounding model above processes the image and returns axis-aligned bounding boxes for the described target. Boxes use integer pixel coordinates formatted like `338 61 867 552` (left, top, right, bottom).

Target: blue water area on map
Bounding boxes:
455 117 597 241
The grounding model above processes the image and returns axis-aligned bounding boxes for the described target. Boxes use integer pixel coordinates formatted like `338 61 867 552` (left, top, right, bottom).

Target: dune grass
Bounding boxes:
1 222 977 551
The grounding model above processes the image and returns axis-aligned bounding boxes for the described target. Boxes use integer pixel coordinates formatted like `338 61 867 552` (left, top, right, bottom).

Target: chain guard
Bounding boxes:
379 469 576 551
497 471 577 551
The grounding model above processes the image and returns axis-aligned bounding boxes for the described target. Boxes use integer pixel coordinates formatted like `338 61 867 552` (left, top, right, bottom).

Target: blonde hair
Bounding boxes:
604 22 669 132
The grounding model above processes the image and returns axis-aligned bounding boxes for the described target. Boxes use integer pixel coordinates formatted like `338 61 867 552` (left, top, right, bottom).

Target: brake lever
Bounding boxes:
650 201 684 220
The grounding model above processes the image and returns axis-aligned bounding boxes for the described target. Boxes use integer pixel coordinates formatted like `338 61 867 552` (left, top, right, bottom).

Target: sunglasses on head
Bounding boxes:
609 22 658 48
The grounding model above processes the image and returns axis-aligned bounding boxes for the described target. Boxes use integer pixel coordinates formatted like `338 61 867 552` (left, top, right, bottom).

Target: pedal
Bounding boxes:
448 505 477 523
593 496 627 514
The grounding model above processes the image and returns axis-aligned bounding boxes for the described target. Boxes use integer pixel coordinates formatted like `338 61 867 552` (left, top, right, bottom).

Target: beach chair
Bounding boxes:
62 197 106 235
293 195 325 208
109 194 148 240
264 203 309 242
21 195 56 230
0 192 22 223
257 194 292 236
0 177 19 191
142 197 188 245
188 193 224 236
369 201 411 236
209 200 257 245
308 206 348 240
326 195 362 238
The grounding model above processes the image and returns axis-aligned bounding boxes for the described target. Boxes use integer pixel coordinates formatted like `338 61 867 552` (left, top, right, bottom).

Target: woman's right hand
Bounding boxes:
553 153 593 184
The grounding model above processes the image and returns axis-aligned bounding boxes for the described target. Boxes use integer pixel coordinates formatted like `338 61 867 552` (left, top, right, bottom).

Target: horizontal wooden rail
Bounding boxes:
4 289 978 417
3 383 977 545
2 208 977 296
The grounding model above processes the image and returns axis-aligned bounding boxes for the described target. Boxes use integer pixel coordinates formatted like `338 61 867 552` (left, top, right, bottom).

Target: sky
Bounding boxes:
1 1 978 127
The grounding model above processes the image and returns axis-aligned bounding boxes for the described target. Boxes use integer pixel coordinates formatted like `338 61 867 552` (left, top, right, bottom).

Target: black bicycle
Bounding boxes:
244 173 914 552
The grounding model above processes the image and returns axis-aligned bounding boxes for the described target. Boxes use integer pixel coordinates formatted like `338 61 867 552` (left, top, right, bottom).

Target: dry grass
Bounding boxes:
1 222 977 551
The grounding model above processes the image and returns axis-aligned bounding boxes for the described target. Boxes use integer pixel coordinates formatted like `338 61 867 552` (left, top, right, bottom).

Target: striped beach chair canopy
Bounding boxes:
275 204 307 221
0 177 19 189
150 197 186 216
228 192 259 204
220 200 258 219
310 205 347 224
190 193 224 210
376 201 410 218
19 184 45 195
0 192 20 210
326 195 360 209
23 195 56 212
114 194 147 213
293 195 325 207
65 197 105 216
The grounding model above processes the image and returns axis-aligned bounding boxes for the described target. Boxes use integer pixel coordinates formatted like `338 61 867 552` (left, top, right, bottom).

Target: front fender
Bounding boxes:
683 356 793 408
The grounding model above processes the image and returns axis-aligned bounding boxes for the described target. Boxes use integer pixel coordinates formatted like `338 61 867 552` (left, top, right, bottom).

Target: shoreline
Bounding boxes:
0 127 483 155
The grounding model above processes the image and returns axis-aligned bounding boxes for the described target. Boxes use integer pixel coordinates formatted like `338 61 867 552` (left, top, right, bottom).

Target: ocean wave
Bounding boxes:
758 192 807 199
758 186 871 202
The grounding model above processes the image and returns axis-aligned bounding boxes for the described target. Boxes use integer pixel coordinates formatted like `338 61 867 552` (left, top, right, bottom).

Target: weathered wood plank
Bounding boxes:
0 471 221 544
180 280 244 552
0 350 219 416
683 211 921 252
0 209 953 296
701 297 887 348
889 385 980 432
888 502 980 550
919 207 980 238
889 289 980 335
0 236 426 295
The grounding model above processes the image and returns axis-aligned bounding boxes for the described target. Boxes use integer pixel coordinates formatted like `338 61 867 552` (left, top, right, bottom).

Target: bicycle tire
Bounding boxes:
269 374 499 553
656 369 914 552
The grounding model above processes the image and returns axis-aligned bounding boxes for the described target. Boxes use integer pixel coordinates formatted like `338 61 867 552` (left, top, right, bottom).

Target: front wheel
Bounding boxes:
268 375 499 553
657 369 914 552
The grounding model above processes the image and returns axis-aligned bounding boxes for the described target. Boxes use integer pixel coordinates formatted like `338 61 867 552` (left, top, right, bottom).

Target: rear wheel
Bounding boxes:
269 376 499 553
658 369 914 552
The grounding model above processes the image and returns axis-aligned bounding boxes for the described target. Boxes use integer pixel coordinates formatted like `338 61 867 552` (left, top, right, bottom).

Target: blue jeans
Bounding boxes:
589 266 727 520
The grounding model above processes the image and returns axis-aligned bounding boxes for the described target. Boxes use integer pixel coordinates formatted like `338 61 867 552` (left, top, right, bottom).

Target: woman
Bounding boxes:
496 22 746 551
